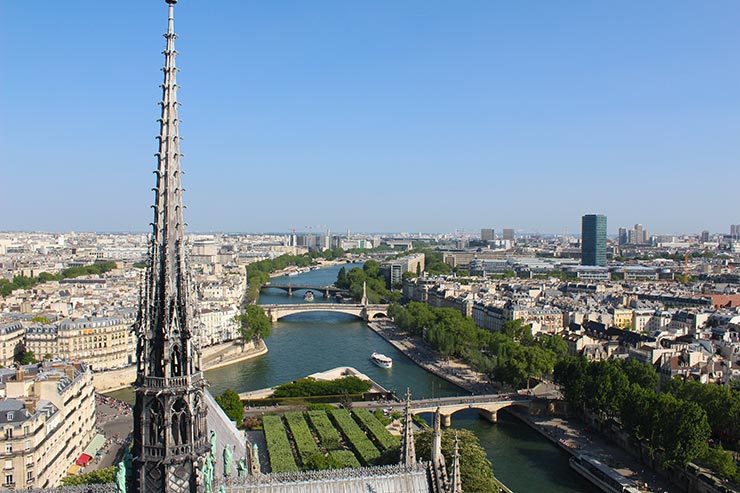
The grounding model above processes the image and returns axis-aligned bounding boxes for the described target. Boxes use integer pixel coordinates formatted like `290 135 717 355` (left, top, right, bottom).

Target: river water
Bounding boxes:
113 264 597 492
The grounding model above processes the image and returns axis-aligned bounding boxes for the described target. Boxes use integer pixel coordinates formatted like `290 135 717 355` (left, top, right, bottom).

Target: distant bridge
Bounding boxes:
261 283 349 298
261 303 389 322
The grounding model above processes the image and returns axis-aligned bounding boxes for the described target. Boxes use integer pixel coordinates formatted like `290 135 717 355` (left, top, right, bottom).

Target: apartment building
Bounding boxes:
0 362 96 489
0 324 24 367
26 315 135 371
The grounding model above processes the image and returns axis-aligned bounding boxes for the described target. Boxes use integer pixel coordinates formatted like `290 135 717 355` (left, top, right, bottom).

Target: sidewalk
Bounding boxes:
510 410 674 493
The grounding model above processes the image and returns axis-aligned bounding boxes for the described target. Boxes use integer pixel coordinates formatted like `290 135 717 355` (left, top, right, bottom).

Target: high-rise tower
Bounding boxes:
131 1 209 491
581 214 607 267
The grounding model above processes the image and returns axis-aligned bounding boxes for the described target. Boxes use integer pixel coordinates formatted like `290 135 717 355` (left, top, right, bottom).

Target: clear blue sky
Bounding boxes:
1 1 738 235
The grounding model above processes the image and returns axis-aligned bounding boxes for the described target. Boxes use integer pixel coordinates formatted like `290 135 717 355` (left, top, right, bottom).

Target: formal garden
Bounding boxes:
261 408 400 473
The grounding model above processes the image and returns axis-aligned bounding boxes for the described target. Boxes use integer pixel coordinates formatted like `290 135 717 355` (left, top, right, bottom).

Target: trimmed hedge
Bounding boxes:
273 376 372 398
263 415 298 473
330 409 380 465
307 410 342 450
329 450 361 469
284 412 321 467
352 408 399 451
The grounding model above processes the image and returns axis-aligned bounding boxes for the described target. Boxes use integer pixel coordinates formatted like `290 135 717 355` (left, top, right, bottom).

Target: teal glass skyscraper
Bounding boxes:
581 214 607 266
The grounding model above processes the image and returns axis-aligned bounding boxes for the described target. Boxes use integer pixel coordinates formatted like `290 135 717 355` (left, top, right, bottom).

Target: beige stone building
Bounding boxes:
0 323 25 367
25 315 135 371
0 362 96 489
610 308 633 329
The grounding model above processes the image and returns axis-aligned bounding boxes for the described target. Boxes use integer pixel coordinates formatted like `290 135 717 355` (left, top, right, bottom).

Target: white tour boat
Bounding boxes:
370 352 393 369
569 455 644 493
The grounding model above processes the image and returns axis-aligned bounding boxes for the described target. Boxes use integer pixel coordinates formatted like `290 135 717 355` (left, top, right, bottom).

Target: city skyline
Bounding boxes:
2 1 739 233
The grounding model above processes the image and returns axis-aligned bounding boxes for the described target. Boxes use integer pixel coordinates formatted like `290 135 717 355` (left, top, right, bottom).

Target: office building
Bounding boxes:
502 229 514 241
380 253 426 287
581 214 607 267
618 228 628 246
480 229 494 242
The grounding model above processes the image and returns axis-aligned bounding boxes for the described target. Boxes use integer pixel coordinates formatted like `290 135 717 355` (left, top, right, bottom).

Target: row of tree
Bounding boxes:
554 357 738 481
0 261 118 297
388 302 569 389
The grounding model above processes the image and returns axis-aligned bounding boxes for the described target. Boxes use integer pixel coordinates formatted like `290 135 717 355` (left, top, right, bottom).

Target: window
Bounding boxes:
5 413 12 421
4 429 12 440
4 473 12 485
4 444 10 454
26 471 32 483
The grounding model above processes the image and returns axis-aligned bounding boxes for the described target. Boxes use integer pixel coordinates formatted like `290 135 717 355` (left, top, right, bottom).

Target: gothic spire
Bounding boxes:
429 408 449 493
137 0 198 379
449 432 463 493
400 388 416 465
132 2 209 491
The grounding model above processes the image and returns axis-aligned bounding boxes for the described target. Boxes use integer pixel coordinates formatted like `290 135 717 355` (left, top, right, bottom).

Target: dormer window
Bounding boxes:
6 413 12 421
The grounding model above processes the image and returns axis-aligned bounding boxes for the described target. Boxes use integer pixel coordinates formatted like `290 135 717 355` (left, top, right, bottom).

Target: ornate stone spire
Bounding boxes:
449 432 463 493
399 388 416 465
131 1 209 491
429 408 449 493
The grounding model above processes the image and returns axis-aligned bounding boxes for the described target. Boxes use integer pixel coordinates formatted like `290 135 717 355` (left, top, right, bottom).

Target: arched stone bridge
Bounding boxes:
365 394 532 427
261 283 349 298
261 303 389 322
410 393 531 426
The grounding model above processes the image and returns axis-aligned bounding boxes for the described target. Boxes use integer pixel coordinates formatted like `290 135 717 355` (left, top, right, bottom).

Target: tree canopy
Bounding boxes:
215 389 244 425
60 466 115 486
415 428 500 493
389 303 567 389
272 376 372 398
236 305 271 341
555 357 715 469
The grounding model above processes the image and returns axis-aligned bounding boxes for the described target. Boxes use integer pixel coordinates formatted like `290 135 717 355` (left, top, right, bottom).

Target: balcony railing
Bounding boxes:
141 373 203 389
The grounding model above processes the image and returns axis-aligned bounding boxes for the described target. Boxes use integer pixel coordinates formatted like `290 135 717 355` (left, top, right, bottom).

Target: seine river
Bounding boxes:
113 264 597 492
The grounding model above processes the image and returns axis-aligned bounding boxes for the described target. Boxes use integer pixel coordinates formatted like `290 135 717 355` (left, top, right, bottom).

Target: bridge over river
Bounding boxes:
357 393 533 426
244 392 533 427
261 303 389 322
261 283 349 298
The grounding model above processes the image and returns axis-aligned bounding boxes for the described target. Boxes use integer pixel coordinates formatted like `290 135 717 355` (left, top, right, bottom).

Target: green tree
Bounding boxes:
215 389 244 425
336 266 349 289
583 360 629 419
537 334 568 359
698 445 737 481
660 398 710 466
620 358 658 390
60 466 115 485
554 357 588 407
236 305 271 341
13 345 36 365
501 319 534 346
415 429 500 493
